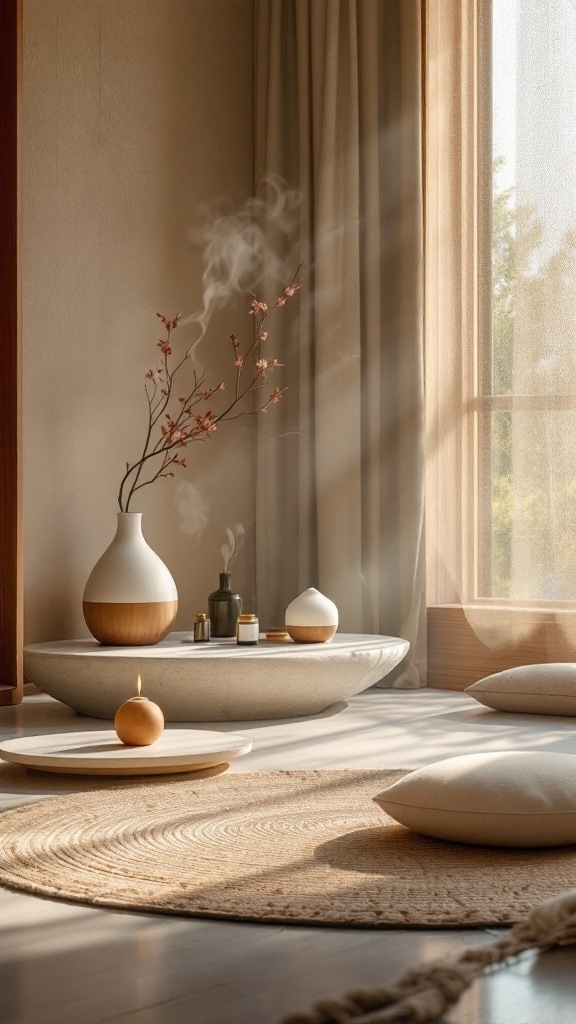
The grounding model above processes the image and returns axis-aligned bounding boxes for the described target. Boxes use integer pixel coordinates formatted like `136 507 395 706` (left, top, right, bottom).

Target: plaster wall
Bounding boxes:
23 0 256 643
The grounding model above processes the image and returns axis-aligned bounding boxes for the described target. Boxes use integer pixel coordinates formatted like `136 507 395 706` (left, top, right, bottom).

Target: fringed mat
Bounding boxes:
1 769 575 926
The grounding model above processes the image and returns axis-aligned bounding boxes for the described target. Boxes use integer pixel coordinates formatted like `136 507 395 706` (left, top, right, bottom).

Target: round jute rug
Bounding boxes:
1 768 575 927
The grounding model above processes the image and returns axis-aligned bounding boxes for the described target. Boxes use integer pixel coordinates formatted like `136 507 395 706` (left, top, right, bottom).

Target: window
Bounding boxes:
425 0 576 689
482 0 576 605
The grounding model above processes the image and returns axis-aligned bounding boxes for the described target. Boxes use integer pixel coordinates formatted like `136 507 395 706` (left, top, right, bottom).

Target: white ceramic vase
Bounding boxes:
83 513 178 646
285 587 338 643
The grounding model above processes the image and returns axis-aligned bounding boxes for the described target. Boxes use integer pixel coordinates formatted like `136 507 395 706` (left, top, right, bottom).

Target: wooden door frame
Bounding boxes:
0 0 23 706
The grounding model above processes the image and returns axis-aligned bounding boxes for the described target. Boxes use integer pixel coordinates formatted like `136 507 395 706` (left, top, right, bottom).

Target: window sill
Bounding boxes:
427 605 576 690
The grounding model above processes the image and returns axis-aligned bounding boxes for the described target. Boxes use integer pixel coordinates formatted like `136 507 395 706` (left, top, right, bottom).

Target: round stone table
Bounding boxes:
23 632 409 722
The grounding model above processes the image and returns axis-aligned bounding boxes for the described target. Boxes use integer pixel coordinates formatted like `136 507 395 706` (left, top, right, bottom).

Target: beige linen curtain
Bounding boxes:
253 0 425 686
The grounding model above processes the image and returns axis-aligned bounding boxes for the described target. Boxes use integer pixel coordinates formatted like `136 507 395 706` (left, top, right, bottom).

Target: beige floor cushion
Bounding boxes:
374 751 576 847
466 664 576 715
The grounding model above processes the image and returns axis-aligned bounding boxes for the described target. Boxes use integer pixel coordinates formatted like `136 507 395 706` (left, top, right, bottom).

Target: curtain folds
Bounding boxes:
254 0 425 686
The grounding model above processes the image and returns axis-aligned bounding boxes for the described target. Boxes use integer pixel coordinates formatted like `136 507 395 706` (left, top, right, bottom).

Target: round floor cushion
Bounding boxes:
466 664 576 716
374 751 576 847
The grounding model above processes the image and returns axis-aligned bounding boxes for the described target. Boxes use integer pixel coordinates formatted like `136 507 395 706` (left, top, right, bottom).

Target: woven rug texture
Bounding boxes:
1 768 575 927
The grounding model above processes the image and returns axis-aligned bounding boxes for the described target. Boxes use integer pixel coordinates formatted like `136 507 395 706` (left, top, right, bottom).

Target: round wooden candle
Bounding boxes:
114 696 164 746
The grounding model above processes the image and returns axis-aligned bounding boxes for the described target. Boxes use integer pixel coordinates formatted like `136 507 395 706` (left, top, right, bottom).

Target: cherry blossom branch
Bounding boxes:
118 269 300 512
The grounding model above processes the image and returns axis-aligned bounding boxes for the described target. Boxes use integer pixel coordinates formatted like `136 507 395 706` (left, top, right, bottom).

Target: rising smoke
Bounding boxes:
221 522 246 571
175 178 301 539
174 481 210 538
183 175 301 356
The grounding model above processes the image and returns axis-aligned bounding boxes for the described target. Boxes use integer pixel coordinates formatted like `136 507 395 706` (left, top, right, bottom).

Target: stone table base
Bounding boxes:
23 632 409 721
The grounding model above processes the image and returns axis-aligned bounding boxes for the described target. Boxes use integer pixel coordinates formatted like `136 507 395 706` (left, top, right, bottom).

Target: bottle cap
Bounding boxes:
195 612 207 621
237 614 258 622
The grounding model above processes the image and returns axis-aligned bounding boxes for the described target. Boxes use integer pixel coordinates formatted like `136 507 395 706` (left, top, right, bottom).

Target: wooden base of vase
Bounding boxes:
83 601 178 646
285 624 337 643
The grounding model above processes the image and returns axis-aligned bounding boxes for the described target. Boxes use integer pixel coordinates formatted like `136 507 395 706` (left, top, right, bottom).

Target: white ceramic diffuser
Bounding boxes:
285 588 338 643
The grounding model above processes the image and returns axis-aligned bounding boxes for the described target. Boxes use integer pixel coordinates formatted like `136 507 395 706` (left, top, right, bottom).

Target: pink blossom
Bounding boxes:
276 295 287 306
178 395 187 403
161 423 189 445
234 357 244 368
249 299 269 315
284 283 300 297
171 429 188 444
195 412 217 434
158 340 172 355
258 331 268 341
256 359 268 373
260 389 284 413
157 313 180 329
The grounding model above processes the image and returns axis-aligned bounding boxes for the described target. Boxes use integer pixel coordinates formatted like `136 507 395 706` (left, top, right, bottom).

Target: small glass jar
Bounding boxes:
193 612 210 642
236 613 259 645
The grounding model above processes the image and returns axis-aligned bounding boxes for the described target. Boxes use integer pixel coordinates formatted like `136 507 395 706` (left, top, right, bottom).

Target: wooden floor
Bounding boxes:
1 688 576 1024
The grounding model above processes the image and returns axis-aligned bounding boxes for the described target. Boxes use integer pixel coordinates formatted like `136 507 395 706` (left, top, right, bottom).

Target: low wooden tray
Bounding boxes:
0 729 252 776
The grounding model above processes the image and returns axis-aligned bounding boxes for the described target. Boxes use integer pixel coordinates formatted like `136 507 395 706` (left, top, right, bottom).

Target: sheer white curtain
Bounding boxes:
253 0 425 685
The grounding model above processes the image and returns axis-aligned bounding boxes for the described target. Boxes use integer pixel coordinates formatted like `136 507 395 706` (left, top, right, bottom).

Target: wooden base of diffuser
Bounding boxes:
285 624 337 643
83 600 178 646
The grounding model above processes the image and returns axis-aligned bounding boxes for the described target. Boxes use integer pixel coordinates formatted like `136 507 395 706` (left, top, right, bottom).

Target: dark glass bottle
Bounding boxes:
208 572 243 638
